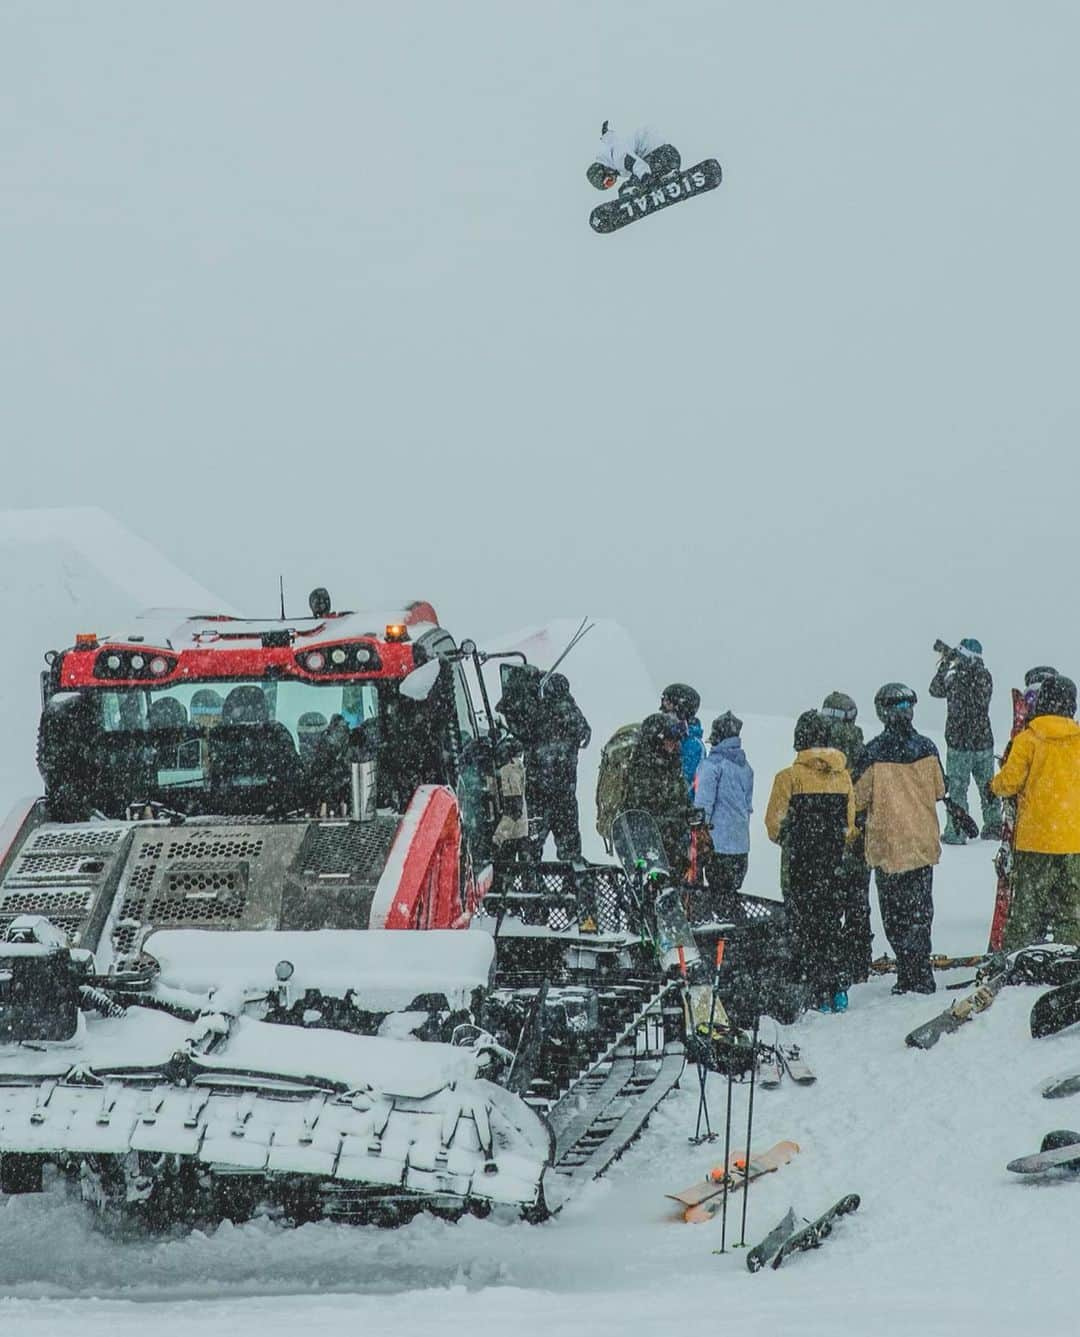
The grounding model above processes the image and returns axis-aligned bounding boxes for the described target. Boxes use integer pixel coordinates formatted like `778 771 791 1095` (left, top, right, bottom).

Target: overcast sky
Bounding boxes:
3 1 1078 732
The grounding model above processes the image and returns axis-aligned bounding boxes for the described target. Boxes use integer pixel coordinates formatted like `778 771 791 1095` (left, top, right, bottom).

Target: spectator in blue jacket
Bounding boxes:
696 712 754 908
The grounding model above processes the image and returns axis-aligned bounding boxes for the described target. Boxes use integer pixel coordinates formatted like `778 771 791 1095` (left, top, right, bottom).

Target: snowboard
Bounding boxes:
612 809 700 970
870 953 988 976
668 1139 800 1223
1031 979 1080 1039
589 159 722 235
943 798 980 841
745 1206 799 1272
904 968 1006 1049
989 687 1029 950
770 1194 861 1268
1007 1130 1080 1175
1041 1072 1080 1100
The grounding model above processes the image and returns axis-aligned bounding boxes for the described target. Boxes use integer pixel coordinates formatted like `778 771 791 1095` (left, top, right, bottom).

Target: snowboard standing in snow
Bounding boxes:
904 965 1007 1049
1006 1129 1080 1175
769 1194 861 1268
589 159 723 235
669 1139 800 1223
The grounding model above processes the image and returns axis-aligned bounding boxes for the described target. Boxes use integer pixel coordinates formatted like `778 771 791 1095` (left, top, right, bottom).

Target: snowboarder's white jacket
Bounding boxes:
594 125 661 181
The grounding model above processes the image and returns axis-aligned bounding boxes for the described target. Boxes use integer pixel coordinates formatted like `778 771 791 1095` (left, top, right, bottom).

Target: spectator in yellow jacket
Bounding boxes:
990 674 1080 951
765 710 855 1012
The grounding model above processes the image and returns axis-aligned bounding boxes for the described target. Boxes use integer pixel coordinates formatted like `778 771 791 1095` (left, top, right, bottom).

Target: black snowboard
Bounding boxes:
589 159 722 235
746 1206 798 1272
770 1194 861 1268
1031 979 1080 1039
1006 1129 1080 1175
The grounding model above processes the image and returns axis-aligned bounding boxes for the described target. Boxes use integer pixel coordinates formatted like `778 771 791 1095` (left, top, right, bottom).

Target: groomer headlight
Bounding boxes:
295 642 381 674
94 648 177 680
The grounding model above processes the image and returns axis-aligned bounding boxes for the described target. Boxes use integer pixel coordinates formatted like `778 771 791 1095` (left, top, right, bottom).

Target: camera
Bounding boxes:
933 639 953 657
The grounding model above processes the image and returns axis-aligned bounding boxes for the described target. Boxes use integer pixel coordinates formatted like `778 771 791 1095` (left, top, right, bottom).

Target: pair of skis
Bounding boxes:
745 1195 861 1271
758 1041 816 1089
668 1140 799 1224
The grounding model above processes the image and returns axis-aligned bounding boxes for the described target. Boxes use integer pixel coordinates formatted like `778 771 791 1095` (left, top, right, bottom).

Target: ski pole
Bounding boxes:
737 1012 760 1248
718 1055 735 1254
692 939 725 1144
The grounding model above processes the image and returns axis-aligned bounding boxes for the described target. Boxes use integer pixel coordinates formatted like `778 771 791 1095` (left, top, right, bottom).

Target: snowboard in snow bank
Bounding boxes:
1006 1130 1080 1175
904 969 1006 1049
1042 1071 1080 1100
589 159 722 235
745 1206 799 1272
669 1139 800 1223
1031 979 1080 1039
769 1194 861 1268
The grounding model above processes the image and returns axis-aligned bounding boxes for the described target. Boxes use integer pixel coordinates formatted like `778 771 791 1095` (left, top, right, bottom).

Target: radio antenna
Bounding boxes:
279 575 286 619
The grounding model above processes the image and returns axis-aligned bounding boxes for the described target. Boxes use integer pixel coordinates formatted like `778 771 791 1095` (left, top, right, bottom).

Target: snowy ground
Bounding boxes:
1 589 1070 1334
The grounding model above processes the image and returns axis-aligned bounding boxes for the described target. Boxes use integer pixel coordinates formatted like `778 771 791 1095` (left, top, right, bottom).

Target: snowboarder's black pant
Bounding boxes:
695 851 748 920
876 865 935 992
785 876 846 1008
840 857 873 984
528 781 582 862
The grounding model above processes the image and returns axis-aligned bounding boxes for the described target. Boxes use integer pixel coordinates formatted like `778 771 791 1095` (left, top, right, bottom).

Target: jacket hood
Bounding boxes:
1027 716 1080 742
794 747 848 774
709 736 747 763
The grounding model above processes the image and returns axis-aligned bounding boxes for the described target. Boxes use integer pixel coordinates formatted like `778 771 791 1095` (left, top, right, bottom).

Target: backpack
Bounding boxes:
595 722 641 850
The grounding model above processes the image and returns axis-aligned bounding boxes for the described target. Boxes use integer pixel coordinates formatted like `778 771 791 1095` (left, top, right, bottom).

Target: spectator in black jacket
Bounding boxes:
929 638 1002 844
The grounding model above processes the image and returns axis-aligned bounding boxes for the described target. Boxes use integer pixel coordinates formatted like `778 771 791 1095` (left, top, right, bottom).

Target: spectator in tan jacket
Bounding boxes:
852 684 946 995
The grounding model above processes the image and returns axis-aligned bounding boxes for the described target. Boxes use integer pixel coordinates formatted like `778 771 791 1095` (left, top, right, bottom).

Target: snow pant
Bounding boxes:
839 849 873 984
944 747 1001 840
1002 852 1080 952
875 865 935 992
527 778 582 862
693 850 748 920
785 876 847 1008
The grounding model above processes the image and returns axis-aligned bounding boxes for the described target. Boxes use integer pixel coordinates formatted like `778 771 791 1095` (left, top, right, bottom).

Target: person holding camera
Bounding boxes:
929 638 1002 844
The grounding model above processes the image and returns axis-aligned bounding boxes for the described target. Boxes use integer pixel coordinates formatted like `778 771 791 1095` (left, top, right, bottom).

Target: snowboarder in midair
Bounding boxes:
585 122 682 192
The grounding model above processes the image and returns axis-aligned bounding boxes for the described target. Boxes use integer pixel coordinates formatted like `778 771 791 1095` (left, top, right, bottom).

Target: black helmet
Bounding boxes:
874 682 917 726
587 161 616 190
1034 675 1077 720
640 711 683 750
821 691 857 722
660 683 701 720
1024 665 1058 688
